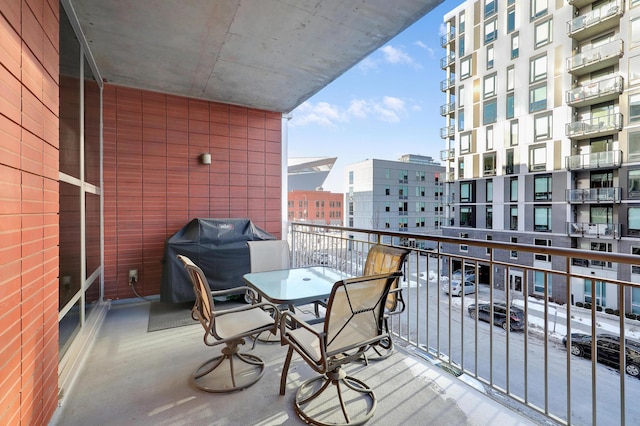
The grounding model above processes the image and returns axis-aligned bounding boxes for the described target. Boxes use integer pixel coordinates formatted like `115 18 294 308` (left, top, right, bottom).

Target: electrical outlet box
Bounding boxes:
129 269 138 283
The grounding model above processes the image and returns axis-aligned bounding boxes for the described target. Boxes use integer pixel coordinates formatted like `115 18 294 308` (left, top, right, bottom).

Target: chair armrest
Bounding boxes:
387 287 405 316
215 300 279 317
210 285 256 299
280 311 327 370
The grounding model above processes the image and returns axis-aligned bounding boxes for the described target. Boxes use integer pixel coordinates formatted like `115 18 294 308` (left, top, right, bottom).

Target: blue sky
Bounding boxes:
287 0 464 193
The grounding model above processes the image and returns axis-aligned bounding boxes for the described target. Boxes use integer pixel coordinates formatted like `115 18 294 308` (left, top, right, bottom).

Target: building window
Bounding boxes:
534 206 552 231
534 112 552 141
534 271 549 294
529 144 547 171
629 207 640 235
385 185 390 196
487 44 494 69
530 55 547 83
385 168 390 179
484 0 497 17
507 66 515 91
460 181 474 202
510 206 518 230
507 93 514 119
510 120 518 146
632 16 640 49
399 169 408 182
630 133 640 161
486 180 493 202
458 109 465 131
416 171 425 181
483 99 497 124
529 84 547 112
506 149 515 174
398 202 408 213
534 238 551 262
416 202 425 212
385 201 390 212
460 206 475 227
486 206 493 229
398 186 408 198
484 19 497 44
510 177 518 201
630 94 640 123
348 202 354 215
591 242 612 268
484 74 496 98
461 56 472 79
486 126 494 150
459 86 465 107
591 171 612 188
510 236 518 258
534 19 552 48
632 246 640 275
399 217 408 230
415 186 426 197
584 280 606 306
531 0 548 19
460 132 471 154
534 175 552 200
507 6 516 33
511 33 519 59
416 217 426 228
459 158 465 179
591 205 612 224
349 171 354 184
459 35 465 56
631 55 640 86
483 152 496 176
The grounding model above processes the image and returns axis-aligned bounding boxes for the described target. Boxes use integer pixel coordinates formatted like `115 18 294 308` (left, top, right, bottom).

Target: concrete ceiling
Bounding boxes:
68 0 443 113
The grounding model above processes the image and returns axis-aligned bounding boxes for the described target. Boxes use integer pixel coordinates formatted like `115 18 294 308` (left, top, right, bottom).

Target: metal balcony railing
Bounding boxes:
565 113 623 139
440 148 455 161
440 125 455 139
440 52 456 69
566 75 623 107
289 222 640 425
567 221 620 238
440 29 455 47
440 77 455 92
566 39 623 75
440 102 456 116
566 187 622 203
565 149 622 170
567 0 624 40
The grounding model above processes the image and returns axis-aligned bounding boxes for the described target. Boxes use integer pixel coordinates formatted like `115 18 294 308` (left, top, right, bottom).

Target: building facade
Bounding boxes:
288 190 344 225
441 0 640 309
345 155 445 246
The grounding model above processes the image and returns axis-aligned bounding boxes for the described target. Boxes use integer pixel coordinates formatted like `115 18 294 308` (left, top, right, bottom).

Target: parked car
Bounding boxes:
468 302 525 331
442 279 475 296
451 269 475 283
562 333 640 378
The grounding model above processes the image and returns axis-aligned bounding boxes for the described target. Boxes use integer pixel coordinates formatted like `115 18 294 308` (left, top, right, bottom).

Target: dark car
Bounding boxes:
562 333 640 378
468 302 525 331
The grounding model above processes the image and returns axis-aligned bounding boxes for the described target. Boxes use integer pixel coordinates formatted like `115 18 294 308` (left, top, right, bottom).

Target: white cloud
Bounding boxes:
292 96 414 126
438 23 447 37
380 45 414 65
290 101 348 128
382 96 405 112
414 40 427 49
347 99 371 118
356 56 378 72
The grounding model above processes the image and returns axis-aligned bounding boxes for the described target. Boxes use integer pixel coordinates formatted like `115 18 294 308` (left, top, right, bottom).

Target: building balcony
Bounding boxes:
441 77 456 92
568 0 595 8
445 171 455 182
440 52 456 70
567 0 624 41
566 75 623 108
566 39 623 76
441 28 456 47
565 113 623 140
565 149 622 170
440 101 456 117
440 148 455 161
567 221 620 238
566 187 622 203
440 125 455 139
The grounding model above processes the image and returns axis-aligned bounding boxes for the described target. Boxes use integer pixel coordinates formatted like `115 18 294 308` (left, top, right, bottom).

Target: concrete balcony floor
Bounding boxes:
52 300 538 426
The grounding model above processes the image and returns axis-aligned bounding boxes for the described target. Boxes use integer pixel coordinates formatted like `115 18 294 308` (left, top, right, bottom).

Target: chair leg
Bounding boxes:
191 341 265 393
293 368 377 426
280 346 294 395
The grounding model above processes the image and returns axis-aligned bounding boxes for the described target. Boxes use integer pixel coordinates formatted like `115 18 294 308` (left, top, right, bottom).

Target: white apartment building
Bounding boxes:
441 0 640 309
345 155 445 247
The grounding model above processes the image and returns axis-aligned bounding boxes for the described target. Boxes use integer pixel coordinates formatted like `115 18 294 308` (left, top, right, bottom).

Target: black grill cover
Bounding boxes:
160 218 275 303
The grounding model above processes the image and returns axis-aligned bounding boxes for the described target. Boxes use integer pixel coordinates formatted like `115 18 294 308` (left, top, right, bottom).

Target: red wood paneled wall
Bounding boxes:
103 85 283 299
0 0 60 424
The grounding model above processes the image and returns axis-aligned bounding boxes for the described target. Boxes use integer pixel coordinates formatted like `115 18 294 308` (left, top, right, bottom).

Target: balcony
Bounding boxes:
565 149 622 170
566 187 622 203
566 39 623 76
440 101 456 117
440 28 456 47
565 113 623 140
440 125 455 139
441 77 456 92
567 221 620 238
445 171 455 182
568 0 596 8
567 0 624 41
440 52 456 70
566 75 623 108
440 148 455 161
55 223 640 425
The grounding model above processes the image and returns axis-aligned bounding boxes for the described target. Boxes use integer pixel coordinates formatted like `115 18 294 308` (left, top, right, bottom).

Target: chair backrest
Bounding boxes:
323 272 401 356
363 245 410 311
177 255 215 330
247 240 291 272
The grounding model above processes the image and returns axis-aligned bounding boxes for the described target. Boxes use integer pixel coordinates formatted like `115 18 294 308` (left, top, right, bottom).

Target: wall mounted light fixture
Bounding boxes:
201 153 212 165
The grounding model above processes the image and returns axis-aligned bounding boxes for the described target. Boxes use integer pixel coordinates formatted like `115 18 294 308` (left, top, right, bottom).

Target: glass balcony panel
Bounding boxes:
567 0 623 41
566 39 623 76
